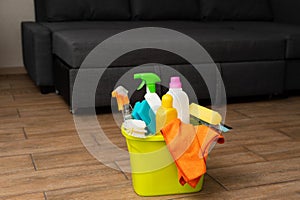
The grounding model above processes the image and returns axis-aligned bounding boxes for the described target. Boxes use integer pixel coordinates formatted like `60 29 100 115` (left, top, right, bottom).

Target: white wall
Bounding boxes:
0 0 34 68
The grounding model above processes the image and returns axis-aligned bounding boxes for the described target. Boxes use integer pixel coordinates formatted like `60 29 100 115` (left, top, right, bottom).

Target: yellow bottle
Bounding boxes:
156 94 178 132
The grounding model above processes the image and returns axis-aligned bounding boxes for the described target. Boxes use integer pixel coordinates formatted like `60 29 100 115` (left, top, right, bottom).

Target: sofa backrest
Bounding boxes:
34 0 274 22
130 0 201 20
200 0 273 21
34 0 131 22
271 0 300 25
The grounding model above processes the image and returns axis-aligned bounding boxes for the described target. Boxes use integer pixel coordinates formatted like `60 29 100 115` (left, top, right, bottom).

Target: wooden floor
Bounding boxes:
0 74 299 199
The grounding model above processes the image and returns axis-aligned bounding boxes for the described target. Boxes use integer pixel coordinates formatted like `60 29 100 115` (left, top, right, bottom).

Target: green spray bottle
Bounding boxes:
131 73 161 134
134 73 161 113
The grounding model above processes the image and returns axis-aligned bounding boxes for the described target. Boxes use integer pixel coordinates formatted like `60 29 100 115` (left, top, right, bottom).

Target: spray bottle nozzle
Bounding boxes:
134 73 161 93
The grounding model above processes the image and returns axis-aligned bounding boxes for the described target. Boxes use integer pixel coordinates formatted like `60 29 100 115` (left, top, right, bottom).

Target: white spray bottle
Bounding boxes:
134 73 161 113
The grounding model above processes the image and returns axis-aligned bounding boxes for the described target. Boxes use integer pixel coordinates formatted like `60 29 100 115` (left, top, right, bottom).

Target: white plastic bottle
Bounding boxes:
167 76 190 124
144 88 161 113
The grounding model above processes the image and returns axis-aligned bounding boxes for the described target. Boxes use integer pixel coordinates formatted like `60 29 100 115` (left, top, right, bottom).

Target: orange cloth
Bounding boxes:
161 119 224 188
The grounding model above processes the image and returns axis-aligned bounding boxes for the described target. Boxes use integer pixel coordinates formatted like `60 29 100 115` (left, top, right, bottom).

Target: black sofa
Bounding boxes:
22 0 300 110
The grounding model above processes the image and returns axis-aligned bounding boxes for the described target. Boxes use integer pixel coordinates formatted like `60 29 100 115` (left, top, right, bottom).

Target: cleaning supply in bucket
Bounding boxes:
132 100 156 135
189 103 222 125
156 94 178 132
190 116 232 133
189 103 232 133
161 119 224 188
134 73 161 113
167 76 190 124
112 86 132 121
123 119 147 138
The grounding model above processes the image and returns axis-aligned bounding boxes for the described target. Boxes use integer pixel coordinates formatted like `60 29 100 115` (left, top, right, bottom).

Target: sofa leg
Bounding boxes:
40 86 55 94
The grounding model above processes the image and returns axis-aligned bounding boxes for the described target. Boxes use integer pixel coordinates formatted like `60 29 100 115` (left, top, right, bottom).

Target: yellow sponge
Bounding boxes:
189 103 222 125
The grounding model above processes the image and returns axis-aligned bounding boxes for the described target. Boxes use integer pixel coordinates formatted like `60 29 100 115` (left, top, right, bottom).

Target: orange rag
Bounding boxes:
161 119 224 188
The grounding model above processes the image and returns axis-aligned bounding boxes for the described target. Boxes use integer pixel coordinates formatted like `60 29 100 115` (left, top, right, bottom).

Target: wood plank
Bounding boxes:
0 164 127 197
0 155 35 175
0 192 45 200
175 180 300 199
5 74 32 81
0 88 12 96
222 129 291 145
279 126 300 140
45 175 225 200
0 81 10 90
24 123 76 138
208 148 266 169
46 184 141 200
26 130 78 139
9 80 36 89
233 101 300 115
207 142 267 169
229 114 300 132
2 94 65 109
245 140 300 161
0 115 75 129
224 109 251 122
0 95 14 103
208 157 300 190
0 128 25 142
3 87 40 95
0 135 83 157
0 67 27 75
18 107 70 118
0 108 18 118
32 148 99 170
235 102 300 117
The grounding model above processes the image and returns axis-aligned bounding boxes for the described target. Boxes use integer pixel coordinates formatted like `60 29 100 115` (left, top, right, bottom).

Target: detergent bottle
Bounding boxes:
167 76 190 124
156 94 178 132
134 73 161 113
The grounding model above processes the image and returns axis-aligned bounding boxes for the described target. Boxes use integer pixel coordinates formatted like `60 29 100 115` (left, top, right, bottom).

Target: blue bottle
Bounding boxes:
132 101 156 134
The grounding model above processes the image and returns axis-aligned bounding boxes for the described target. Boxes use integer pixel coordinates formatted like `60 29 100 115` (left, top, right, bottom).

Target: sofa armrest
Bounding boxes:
270 0 300 25
21 22 53 86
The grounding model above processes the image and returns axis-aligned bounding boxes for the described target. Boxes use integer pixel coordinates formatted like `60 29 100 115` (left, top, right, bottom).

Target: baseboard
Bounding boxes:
0 66 27 75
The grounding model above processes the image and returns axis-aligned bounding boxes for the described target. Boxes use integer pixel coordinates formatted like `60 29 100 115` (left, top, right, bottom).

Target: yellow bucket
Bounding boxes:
121 128 203 196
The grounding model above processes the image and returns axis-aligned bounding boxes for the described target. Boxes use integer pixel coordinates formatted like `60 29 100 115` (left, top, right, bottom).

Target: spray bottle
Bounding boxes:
132 73 161 134
134 73 161 113
111 86 132 121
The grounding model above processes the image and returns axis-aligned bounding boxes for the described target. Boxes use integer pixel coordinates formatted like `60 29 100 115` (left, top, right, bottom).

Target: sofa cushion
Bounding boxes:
87 0 131 20
215 21 300 59
45 0 131 22
222 61 285 97
286 34 300 59
200 0 273 21
130 0 201 20
189 29 284 63
45 0 90 22
52 23 285 68
285 61 300 90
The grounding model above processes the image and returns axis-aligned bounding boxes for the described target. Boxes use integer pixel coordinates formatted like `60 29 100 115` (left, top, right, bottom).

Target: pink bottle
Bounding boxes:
167 77 190 124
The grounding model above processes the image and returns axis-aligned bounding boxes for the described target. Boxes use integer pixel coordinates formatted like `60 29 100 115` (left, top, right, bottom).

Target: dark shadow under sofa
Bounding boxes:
22 0 300 111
